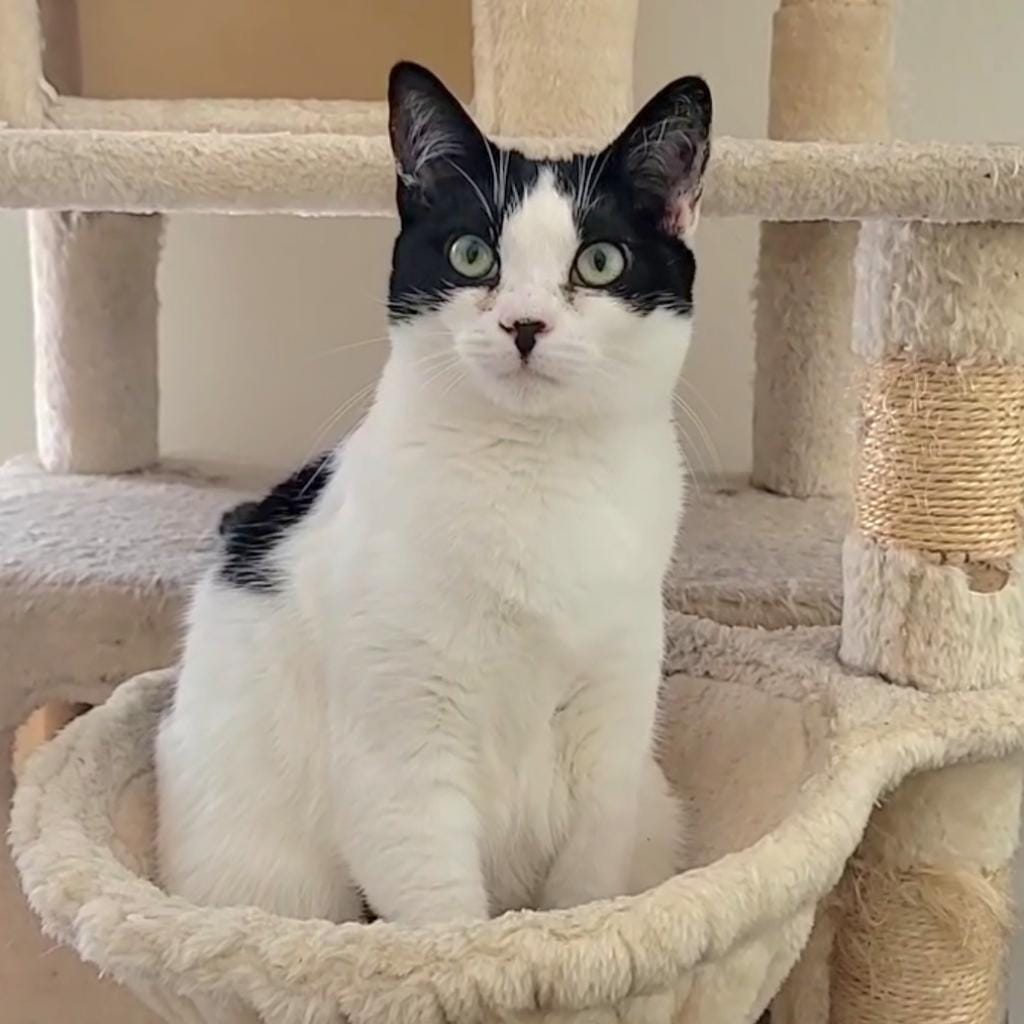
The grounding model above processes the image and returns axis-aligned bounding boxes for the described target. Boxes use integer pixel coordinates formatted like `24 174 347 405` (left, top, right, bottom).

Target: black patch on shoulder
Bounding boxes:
218 452 334 592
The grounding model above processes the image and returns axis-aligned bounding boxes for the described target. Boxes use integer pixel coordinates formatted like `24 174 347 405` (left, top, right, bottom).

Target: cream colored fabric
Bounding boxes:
669 486 847 628
854 220 1024 365
844 221 1024 692
0 730 160 1024
3 133 1024 220
771 911 836 1024
0 457 257 726
0 0 45 127
30 211 163 473
49 96 389 133
840 534 1024 692
751 0 891 498
869 758 1024 873
471 0 637 138
0 458 846 727
12 616 1024 1024
752 222 863 497
834 220 1024 1024
767 0 891 142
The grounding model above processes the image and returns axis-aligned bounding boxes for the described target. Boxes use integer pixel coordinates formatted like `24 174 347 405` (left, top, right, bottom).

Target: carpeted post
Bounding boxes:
751 0 892 497
831 220 1024 1024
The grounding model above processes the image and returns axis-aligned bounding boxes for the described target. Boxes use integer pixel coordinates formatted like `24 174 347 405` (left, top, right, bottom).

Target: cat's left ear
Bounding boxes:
609 76 712 242
388 62 491 210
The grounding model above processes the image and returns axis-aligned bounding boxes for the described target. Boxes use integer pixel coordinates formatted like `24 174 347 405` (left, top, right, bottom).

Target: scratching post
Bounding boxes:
30 211 164 473
24 0 164 476
831 221 1024 1023
751 0 892 497
832 763 1019 1023
472 0 637 138
0 0 45 127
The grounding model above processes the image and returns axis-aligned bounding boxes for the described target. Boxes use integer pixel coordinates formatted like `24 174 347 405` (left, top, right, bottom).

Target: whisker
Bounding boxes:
303 379 379 457
438 366 466 399
443 159 495 229
671 394 721 482
307 336 390 360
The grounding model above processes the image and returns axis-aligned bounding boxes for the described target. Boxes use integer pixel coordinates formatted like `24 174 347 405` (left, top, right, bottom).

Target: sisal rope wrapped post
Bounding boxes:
24 1 164 475
829 221 1024 1024
471 0 638 139
751 0 892 497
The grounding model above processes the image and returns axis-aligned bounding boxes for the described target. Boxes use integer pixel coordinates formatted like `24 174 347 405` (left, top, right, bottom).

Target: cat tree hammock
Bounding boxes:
4 0 1024 1022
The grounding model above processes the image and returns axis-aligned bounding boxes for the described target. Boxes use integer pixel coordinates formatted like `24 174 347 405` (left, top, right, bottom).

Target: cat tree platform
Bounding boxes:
12 615 1023 1024
0 455 848 709
6 0 1024 1022
0 452 846 1024
0 457 259 698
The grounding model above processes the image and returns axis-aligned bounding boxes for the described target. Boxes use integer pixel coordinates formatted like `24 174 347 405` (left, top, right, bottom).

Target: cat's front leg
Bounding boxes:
330 694 489 926
541 677 658 911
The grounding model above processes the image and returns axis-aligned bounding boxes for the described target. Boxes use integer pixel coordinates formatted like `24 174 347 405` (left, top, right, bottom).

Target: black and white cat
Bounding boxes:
157 63 712 928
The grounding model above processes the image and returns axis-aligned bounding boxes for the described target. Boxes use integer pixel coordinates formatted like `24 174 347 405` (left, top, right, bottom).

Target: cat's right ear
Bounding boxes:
388 62 490 209
608 75 712 243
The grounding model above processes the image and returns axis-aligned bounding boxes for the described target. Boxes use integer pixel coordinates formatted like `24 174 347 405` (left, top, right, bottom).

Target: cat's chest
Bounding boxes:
389 440 675 601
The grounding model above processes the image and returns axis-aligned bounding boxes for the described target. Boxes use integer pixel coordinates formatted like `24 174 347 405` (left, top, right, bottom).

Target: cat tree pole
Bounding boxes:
829 220 1024 1023
752 0 892 497
10 0 163 475
471 0 637 139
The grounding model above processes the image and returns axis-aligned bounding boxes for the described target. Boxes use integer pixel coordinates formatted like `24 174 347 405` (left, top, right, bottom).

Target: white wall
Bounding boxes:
3 0 1023 471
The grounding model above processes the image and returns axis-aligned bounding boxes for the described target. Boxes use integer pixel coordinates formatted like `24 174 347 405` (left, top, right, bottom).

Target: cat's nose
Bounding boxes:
500 319 548 360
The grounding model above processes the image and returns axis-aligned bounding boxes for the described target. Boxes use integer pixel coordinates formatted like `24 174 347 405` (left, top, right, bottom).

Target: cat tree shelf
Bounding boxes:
0 458 257 710
6 0 1024 1021
0 457 845 738
1 132 1023 220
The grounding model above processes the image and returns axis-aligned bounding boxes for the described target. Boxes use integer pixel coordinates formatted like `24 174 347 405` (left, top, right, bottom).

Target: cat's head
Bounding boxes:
386 62 711 420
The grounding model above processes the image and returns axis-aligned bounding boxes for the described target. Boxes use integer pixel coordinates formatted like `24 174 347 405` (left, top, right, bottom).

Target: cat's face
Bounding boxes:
386 63 712 420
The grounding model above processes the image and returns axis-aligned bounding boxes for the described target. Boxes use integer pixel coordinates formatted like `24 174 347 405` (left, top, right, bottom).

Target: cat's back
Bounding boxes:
157 454 343 892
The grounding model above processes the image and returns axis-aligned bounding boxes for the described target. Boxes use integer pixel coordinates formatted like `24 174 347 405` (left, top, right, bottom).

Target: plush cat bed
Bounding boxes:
12 614 1024 1024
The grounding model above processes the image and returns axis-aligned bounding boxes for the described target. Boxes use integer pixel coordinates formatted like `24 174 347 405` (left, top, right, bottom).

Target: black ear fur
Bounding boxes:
387 62 491 204
610 75 712 237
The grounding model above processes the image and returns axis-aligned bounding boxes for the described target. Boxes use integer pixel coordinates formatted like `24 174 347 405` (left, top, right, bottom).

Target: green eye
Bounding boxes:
448 234 496 279
574 242 627 287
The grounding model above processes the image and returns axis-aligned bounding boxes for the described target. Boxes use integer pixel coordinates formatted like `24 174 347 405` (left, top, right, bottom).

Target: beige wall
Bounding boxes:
2 0 1024 477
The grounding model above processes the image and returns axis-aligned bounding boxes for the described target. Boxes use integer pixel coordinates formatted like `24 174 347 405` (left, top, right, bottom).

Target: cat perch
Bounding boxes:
2 133 1024 220
4 0 1024 1022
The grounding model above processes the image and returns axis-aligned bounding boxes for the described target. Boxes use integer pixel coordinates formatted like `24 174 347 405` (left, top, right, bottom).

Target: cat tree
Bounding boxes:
4 0 1024 1021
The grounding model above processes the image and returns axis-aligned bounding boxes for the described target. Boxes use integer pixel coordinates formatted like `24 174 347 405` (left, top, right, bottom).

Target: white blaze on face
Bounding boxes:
421 164 691 420
493 169 578 329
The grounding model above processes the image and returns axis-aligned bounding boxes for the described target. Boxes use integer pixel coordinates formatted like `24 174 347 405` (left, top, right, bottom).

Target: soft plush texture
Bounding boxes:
0 458 844 1024
0 456 847 727
3 0 1022 1020
30 210 164 473
12 615 1024 1024
4 132 1024 220
751 0 891 498
669 485 847 628
0 456 258 715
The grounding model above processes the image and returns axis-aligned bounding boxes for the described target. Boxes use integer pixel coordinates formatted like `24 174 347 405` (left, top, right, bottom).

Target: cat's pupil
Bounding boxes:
467 243 480 264
593 249 607 271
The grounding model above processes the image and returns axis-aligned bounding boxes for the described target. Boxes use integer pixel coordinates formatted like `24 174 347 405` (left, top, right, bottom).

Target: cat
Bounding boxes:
156 61 712 929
